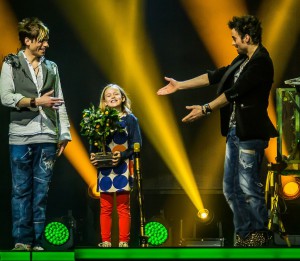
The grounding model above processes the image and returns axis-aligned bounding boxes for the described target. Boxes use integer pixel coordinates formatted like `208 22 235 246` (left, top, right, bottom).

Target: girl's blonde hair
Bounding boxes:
99 83 132 114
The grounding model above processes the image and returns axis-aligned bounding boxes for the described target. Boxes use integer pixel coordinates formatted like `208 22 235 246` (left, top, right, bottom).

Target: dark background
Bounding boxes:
1 0 299 249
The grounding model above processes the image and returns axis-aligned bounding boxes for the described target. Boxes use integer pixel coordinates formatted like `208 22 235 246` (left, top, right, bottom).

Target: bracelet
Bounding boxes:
30 98 37 108
202 103 212 115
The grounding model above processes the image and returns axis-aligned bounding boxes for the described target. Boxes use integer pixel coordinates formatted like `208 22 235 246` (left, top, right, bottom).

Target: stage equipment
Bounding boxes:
42 210 76 250
145 220 168 246
178 214 224 247
197 209 214 225
279 176 300 200
44 221 70 246
134 142 149 247
265 86 300 246
285 76 300 94
276 87 300 163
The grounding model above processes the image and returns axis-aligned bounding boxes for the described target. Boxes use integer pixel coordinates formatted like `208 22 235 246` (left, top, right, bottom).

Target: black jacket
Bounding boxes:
208 45 278 140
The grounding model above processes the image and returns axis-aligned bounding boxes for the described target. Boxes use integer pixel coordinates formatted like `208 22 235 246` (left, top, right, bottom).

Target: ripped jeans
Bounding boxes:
10 143 57 246
223 127 269 238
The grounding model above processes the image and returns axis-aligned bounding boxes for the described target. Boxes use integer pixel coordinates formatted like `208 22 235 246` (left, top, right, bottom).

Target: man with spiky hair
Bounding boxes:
157 15 278 247
0 17 71 251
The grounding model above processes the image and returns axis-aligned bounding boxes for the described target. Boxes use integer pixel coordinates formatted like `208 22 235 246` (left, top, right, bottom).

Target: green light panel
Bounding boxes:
44 221 70 246
145 221 168 246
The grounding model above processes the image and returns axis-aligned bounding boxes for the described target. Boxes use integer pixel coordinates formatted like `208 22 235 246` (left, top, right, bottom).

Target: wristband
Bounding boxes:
203 103 212 115
30 98 37 108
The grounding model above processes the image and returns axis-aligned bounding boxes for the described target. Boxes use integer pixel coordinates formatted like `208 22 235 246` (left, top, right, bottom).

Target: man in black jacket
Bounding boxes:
157 15 277 247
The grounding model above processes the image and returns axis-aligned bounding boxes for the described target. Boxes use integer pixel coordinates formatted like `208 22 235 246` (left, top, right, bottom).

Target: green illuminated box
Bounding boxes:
276 88 300 165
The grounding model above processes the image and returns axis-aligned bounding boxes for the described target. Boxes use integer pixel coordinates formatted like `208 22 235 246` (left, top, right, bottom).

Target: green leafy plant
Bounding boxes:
80 104 124 154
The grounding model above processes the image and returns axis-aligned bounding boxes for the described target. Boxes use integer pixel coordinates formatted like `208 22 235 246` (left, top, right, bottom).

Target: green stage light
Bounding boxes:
44 221 70 245
145 221 168 246
42 211 76 250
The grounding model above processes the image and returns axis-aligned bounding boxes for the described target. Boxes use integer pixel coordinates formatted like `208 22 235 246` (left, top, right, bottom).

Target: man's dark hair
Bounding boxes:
18 17 49 49
228 15 262 44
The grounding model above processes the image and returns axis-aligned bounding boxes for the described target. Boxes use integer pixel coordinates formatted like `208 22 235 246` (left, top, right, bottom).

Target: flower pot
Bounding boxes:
95 152 113 168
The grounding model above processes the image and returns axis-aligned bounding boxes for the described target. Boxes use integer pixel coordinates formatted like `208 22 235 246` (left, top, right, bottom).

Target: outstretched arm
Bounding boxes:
182 93 229 123
157 74 210 95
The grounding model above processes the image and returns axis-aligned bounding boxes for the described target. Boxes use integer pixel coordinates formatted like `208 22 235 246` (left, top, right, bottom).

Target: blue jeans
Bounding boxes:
10 143 57 246
223 127 269 238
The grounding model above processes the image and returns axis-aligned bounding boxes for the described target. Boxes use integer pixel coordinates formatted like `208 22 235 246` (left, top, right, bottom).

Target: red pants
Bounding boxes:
100 191 131 242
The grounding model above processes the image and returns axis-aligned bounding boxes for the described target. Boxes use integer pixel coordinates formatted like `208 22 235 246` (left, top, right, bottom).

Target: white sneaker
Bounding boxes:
98 241 112 247
32 246 44 251
119 242 129 247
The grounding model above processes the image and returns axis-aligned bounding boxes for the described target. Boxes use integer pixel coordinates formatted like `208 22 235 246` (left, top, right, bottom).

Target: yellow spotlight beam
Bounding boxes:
181 0 247 189
64 124 98 196
258 0 300 161
0 1 19 64
55 0 203 211
181 0 247 67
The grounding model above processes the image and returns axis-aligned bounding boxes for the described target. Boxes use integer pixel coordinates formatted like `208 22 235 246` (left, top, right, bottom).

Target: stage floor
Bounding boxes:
0 247 299 260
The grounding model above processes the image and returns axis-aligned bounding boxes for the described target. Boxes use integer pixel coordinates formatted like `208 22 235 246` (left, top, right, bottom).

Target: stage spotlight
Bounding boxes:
179 209 223 247
145 221 168 246
145 215 170 247
42 211 76 250
44 221 70 246
279 176 300 200
197 209 214 225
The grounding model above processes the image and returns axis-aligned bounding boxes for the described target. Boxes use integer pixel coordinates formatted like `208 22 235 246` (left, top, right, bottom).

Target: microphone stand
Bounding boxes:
134 143 148 247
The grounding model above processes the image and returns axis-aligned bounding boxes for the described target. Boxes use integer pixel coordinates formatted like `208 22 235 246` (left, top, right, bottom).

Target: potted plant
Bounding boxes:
80 104 124 167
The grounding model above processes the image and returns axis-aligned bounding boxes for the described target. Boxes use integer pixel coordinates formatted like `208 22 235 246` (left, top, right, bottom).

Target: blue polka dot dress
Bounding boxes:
98 116 134 193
